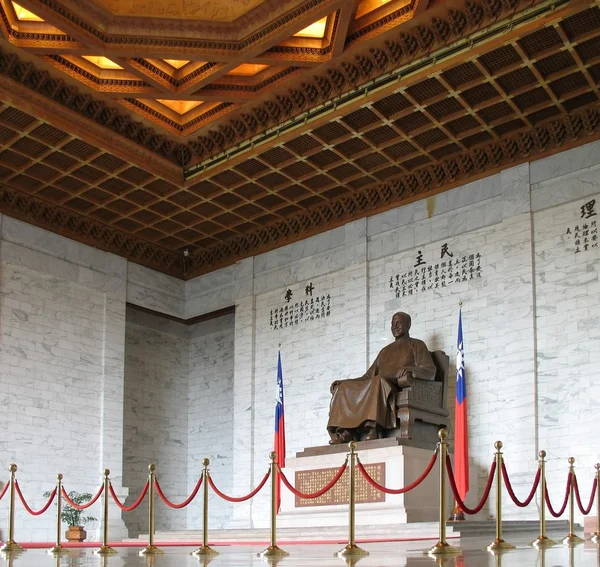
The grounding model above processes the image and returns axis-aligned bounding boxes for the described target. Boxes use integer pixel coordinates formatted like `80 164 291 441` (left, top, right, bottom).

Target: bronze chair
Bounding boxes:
382 350 450 449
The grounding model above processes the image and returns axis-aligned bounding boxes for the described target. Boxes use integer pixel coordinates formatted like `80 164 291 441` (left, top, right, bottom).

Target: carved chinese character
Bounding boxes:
581 199 597 219
440 242 454 258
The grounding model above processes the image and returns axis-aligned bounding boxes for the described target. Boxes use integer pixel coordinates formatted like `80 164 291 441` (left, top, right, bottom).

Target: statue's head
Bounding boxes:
391 312 411 339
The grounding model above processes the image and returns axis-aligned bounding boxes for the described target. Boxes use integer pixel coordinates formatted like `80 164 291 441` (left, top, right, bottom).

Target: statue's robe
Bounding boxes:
327 336 436 433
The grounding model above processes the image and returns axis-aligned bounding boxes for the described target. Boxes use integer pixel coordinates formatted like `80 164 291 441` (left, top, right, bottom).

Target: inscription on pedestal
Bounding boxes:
294 463 385 507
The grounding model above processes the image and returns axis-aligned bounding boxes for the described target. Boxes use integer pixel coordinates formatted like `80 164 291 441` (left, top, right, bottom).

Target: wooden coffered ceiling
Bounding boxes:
1 0 600 279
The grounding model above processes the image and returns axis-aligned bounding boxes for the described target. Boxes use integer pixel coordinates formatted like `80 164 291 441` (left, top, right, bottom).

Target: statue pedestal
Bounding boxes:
278 442 439 528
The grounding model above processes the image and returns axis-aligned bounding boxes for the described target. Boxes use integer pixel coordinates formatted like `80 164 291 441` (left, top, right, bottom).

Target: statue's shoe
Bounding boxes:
329 429 353 444
363 429 378 441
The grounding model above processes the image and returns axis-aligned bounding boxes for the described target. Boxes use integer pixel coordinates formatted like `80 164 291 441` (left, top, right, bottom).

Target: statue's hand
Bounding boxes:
330 380 342 394
396 368 413 388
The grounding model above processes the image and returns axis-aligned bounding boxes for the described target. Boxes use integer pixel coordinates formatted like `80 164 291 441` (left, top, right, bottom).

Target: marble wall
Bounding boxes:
0 216 129 542
122 309 235 535
2 139 600 540
188 315 235 530
123 308 190 536
187 141 600 528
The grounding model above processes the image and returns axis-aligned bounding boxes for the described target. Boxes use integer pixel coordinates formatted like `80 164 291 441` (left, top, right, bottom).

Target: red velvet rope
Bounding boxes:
545 474 571 518
155 475 203 509
501 462 541 507
0 481 8 502
109 481 149 512
357 450 438 495
208 470 270 502
61 485 104 510
446 455 496 515
278 461 347 499
572 475 597 515
15 482 56 516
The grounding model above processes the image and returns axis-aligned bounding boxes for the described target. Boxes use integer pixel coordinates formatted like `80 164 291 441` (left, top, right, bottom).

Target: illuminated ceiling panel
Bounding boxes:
12 2 43 21
156 99 204 114
294 16 327 38
81 56 123 69
356 0 396 20
164 59 190 69
228 64 268 76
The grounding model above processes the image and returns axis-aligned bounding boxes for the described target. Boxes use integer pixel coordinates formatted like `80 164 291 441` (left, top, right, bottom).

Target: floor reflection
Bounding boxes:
0 537 598 567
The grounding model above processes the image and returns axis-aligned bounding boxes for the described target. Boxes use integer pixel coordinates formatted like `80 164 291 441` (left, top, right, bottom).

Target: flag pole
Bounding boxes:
450 301 469 522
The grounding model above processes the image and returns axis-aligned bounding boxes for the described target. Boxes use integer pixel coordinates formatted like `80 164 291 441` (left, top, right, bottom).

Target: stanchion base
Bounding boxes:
140 545 164 556
193 545 219 556
258 545 289 558
562 534 585 546
0 542 23 553
47 545 70 555
487 539 515 551
531 536 556 548
590 532 599 543
425 541 462 555
336 544 369 558
94 545 117 555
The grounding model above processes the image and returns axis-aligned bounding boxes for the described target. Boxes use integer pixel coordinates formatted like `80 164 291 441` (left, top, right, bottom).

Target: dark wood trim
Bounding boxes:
126 302 235 325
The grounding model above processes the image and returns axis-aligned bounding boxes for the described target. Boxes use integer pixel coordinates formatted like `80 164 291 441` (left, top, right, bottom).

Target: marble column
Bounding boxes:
230 258 257 528
95 253 129 540
341 219 369 377
496 164 539 520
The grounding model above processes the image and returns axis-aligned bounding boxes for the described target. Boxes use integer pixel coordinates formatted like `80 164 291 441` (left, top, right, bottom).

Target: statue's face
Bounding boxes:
391 313 410 338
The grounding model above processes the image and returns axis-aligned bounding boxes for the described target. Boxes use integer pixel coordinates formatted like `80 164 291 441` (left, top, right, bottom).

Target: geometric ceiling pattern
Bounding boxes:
1 0 600 279
1 0 412 137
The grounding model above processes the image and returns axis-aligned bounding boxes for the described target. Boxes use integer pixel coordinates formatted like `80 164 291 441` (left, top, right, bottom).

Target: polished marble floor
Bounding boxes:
1 537 599 567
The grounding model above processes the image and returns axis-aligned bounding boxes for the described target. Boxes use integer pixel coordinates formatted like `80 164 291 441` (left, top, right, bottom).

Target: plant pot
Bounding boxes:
65 526 87 542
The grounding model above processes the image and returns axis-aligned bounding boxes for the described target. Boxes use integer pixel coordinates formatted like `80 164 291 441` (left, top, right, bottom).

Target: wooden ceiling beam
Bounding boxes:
331 0 360 58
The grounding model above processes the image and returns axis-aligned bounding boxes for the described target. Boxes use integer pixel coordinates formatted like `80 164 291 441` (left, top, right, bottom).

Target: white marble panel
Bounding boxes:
123 309 190 536
127 262 184 295
254 227 346 274
530 139 600 185
126 282 185 318
531 163 600 212
2 215 107 271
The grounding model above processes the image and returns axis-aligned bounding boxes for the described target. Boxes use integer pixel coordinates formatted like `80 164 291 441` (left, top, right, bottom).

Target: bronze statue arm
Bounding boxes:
330 357 378 393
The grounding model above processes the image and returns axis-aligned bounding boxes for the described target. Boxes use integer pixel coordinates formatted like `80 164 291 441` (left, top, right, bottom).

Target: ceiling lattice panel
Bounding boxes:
1 0 600 278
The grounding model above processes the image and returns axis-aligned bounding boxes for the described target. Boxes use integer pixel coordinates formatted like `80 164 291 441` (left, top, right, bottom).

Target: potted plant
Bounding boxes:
43 490 97 542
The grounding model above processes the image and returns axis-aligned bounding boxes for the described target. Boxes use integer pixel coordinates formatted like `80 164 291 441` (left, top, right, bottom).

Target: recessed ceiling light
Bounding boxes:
82 56 123 70
157 100 203 114
12 2 43 21
294 17 327 39
164 59 190 69
228 64 268 76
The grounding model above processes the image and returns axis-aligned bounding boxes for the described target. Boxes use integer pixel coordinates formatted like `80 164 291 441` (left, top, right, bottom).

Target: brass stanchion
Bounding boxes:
426 429 461 556
488 441 514 551
337 441 369 559
193 458 218 556
258 451 288 558
95 469 116 555
140 464 162 556
48 474 68 555
0 464 22 553
591 463 600 543
532 451 556 548
562 458 584 546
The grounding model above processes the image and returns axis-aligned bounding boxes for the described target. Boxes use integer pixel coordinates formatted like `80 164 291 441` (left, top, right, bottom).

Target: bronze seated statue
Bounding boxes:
327 312 449 449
